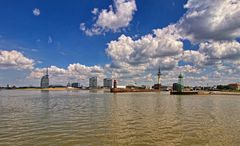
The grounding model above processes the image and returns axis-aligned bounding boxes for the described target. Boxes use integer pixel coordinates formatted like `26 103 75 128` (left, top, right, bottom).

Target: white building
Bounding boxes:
40 69 49 88
103 78 112 88
89 77 97 88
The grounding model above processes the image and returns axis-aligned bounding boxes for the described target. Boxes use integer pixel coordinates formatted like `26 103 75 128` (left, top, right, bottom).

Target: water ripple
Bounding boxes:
0 91 240 145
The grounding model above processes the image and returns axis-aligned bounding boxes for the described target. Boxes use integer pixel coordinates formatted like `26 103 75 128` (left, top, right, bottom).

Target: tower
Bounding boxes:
157 66 161 85
113 80 117 88
152 66 162 90
177 73 184 92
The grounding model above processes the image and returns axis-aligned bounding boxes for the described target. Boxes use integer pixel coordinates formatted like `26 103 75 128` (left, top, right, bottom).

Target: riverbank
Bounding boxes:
16 87 81 91
110 88 160 93
1 88 240 95
208 91 240 95
171 91 240 96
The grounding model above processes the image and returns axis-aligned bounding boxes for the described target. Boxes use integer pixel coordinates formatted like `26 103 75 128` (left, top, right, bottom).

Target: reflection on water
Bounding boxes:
0 90 240 145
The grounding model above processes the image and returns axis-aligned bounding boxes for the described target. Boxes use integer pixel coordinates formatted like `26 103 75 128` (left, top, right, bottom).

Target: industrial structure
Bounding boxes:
40 68 49 88
103 78 112 88
171 73 199 95
89 77 97 88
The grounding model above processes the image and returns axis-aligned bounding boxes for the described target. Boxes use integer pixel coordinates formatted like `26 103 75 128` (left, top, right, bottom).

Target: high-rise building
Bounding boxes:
103 78 112 88
89 77 97 88
40 68 49 88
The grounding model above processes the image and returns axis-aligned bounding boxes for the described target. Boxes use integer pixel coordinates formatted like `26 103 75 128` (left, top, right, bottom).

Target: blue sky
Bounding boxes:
0 0 187 67
0 0 239 86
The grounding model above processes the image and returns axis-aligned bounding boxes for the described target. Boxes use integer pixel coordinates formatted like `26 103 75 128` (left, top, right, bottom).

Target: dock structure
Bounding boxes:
111 67 164 93
110 88 159 93
170 73 198 95
170 91 198 95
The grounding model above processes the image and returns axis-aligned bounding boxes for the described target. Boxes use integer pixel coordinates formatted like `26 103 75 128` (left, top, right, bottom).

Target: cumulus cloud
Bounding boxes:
33 8 40 16
0 50 34 70
93 0 240 85
106 25 183 66
5 0 240 86
178 0 240 42
101 0 240 85
30 63 105 86
80 0 137 36
199 41 240 60
182 50 206 66
103 25 184 85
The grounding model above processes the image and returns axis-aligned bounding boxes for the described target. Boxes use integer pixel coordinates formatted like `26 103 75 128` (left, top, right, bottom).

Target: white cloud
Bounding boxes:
80 23 102 36
106 25 183 66
96 0 137 31
80 0 137 36
91 8 99 15
0 50 34 70
199 41 240 60
182 50 206 66
33 8 40 16
89 0 240 85
30 63 105 86
101 0 240 85
104 25 184 85
178 0 240 42
4 0 240 86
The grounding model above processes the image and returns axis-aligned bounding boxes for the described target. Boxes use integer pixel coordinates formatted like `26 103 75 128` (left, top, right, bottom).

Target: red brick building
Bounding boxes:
228 83 240 90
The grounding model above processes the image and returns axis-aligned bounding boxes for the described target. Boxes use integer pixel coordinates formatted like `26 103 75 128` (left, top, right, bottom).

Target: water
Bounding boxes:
0 90 240 146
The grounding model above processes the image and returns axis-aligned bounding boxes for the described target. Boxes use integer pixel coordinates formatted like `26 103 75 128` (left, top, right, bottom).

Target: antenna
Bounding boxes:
158 66 161 76
46 68 48 76
157 66 162 85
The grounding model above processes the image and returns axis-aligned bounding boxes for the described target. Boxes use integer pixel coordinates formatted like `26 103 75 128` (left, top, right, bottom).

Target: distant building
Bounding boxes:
67 82 71 87
72 82 81 88
177 73 184 92
103 78 112 88
89 77 97 88
172 83 178 91
172 73 184 92
228 83 240 90
161 85 171 91
40 68 49 88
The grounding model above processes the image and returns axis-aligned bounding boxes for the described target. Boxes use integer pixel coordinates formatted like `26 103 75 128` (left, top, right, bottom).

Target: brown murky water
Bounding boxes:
0 90 240 146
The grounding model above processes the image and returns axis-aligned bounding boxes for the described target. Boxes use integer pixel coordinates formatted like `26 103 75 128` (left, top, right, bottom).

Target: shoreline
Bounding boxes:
16 87 83 91
1 88 240 95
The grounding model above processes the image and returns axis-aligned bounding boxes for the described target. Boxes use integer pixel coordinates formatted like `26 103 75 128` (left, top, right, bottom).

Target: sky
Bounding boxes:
0 0 239 87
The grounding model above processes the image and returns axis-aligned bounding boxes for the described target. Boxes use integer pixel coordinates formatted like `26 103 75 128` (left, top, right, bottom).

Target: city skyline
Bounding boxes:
0 0 240 86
